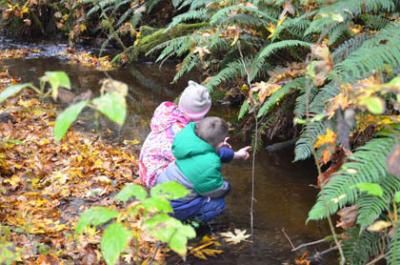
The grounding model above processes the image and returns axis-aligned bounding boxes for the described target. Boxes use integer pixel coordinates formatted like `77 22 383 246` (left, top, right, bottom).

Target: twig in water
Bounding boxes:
282 228 328 252
281 228 296 250
312 245 339 262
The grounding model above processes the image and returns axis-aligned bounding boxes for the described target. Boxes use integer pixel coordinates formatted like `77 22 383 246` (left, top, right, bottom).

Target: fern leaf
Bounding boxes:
308 127 398 220
258 77 306 118
294 121 326 161
388 225 400 265
333 22 400 83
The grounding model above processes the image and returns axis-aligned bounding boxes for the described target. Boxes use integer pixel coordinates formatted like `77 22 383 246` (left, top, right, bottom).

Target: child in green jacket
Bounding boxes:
156 117 250 222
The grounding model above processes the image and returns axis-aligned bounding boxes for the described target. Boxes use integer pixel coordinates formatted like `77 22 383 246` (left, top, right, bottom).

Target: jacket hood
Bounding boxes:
150 102 189 133
173 122 215 160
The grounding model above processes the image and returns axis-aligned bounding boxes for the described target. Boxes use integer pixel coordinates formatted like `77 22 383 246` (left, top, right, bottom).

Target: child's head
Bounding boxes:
196 117 229 147
178 81 211 121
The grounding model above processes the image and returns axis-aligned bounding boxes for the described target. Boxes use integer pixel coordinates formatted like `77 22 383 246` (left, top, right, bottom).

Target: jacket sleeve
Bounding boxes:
201 180 231 198
217 146 234 163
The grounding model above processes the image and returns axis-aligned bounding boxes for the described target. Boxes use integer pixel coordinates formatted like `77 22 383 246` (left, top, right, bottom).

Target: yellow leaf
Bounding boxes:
79 24 87 32
367 220 392 232
314 128 336 149
266 22 276 39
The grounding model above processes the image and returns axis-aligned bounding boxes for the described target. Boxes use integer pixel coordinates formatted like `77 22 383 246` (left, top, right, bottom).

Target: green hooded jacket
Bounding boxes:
172 122 224 195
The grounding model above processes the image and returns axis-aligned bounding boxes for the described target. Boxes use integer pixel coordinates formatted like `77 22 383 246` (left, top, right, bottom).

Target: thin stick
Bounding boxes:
312 245 339 261
282 228 328 251
281 228 296 250
365 254 385 265
250 113 258 236
148 242 161 265
327 214 345 265
237 41 257 237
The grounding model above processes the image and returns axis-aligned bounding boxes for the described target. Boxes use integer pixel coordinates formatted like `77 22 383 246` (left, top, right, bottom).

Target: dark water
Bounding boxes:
2 43 334 264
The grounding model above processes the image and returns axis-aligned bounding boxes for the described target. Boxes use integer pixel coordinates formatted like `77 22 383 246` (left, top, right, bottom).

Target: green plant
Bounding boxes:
76 181 196 265
0 72 128 141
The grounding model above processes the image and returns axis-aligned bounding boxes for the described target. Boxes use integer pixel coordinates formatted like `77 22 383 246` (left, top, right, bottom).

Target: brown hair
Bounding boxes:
195 117 229 147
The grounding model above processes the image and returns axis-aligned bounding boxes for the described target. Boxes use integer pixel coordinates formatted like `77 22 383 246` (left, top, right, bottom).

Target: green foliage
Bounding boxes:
101 223 132 265
76 182 195 264
352 182 384 197
258 77 306 118
150 181 190 200
54 100 88 142
0 83 32 104
342 228 384 265
308 127 398 221
40 71 71 101
294 121 326 161
92 92 127 125
115 183 147 202
388 225 400 265
333 22 400 83
76 207 119 234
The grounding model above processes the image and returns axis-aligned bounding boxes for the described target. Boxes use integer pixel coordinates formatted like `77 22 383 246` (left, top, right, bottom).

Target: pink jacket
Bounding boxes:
138 102 190 188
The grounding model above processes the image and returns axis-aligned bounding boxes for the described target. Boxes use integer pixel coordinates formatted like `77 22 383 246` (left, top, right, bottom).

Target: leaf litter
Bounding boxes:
0 66 148 263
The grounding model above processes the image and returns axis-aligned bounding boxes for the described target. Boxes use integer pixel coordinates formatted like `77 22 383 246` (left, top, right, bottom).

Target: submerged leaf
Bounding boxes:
220 229 251 245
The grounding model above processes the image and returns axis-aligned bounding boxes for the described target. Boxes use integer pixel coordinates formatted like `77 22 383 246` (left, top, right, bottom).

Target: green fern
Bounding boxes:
251 40 311 81
209 4 276 26
294 121 326 161
205 59 246 91
167 9 209 29
342 228 384 265
258 77 306 118
308 127 398 221
333 22 400 83
388 225 400 265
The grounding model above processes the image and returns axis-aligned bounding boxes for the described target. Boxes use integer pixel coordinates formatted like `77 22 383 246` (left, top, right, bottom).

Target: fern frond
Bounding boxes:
332 34 368 63
205 60 246 91
251 40 311 80
275 16 311 39
388 225 400 265
342 228 384 265
167 9 209 29
210 4 276 26
327 22 349 45
308 127 398 220
361 14 390 30
294 121 326 161
309 82 340 114
333 22 400 83
294 85 318 118
258 77 307 118
173 53 200 83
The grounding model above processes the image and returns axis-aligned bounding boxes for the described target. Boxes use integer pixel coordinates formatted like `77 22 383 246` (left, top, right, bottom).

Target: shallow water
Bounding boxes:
2 43 333 264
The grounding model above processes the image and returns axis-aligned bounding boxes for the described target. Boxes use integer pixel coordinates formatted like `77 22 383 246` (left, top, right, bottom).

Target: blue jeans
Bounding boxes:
171 197 226 223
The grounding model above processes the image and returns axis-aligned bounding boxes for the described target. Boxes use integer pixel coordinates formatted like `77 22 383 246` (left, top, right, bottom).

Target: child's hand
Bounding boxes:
234 146 251 160
222 137 232 148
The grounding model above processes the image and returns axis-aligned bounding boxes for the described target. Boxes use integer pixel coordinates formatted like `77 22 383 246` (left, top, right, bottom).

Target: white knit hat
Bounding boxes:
178 81 212 121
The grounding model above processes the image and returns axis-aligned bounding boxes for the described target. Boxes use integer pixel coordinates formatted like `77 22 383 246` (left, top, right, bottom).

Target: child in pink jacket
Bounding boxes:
139 81 212 188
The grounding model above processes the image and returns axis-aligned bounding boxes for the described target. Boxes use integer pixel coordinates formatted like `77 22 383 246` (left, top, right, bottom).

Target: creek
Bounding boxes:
1 40 333 265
